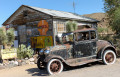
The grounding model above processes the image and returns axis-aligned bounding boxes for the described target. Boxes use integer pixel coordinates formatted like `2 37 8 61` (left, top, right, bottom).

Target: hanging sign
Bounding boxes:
38 20 49 35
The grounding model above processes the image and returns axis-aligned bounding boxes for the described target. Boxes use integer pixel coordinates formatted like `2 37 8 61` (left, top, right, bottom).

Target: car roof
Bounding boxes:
73 28 96 33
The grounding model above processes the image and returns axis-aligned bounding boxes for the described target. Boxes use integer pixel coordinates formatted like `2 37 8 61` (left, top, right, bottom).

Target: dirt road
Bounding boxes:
0 59 120 77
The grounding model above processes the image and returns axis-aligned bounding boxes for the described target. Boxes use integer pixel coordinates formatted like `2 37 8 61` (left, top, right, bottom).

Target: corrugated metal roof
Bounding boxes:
27 5 98 22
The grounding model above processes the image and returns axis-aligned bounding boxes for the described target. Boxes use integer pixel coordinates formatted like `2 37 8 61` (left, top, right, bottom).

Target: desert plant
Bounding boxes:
6 28 15 45
17 44 34 59
66 21 78 32
0 28 7 45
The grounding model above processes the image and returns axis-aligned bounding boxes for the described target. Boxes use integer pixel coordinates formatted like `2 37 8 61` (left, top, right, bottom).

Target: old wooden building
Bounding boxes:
3 5 98 47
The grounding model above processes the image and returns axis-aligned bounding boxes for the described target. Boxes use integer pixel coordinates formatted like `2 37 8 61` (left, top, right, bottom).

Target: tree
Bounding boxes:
66 21 78 32
104 0 120 33
0 28 6 45
6 28 15 45
0 27 15 47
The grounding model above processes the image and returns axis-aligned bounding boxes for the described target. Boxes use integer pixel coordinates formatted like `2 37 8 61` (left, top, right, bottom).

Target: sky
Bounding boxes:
0 0 105 27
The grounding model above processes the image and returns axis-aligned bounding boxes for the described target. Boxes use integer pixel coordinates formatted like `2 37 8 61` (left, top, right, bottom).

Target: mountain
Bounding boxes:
83 13 113 34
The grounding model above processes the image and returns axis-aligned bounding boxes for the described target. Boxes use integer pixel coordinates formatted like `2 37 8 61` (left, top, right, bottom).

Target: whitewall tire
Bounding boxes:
47 59 63 75
102 50 116 65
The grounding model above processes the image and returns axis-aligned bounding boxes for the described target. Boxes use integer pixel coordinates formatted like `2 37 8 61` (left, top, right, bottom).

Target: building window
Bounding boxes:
57 22 66 33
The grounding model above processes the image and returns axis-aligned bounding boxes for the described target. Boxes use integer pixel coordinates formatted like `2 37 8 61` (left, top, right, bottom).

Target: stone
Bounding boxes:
3 60 9 65
25 60 30 64
29 62 35 64
21 62 26 65
0 66 5 70
29 58 35 62
7 64 14 68
25 57 29 60
21 59 26 62
14 61 18 66
18 62 22 66
0 63 3 66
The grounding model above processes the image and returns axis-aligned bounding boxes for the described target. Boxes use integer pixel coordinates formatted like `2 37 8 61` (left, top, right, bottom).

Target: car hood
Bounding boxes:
47 45 67 52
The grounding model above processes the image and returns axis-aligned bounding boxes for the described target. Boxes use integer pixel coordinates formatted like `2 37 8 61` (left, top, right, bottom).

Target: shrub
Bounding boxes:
17 44 34 59
66 21 77 32
0 28 7 45
6 28 15 45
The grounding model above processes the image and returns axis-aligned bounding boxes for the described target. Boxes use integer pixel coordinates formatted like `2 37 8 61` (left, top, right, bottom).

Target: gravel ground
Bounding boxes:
0 58 120 77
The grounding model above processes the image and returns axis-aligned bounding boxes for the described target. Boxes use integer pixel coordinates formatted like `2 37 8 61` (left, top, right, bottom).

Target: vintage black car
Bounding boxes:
37 28 118 75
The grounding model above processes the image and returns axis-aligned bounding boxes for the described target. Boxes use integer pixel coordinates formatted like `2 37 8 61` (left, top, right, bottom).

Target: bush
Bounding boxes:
17 44 34 59
66 21 77 32
0 28 6 45
6 28 15 45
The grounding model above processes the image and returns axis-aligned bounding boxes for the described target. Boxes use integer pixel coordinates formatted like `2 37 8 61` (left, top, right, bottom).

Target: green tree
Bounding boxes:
66 21 78 32
104 0 120 33
0 28 6 45
6 28 15 45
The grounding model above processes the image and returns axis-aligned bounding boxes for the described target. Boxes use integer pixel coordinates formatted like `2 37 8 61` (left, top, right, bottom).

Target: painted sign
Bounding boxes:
31 36 53 48
0 48 17 59
38 20 49 35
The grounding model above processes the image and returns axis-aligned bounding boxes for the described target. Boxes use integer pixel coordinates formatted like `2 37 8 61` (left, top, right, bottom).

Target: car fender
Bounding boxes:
44 55 66 63
97 45 116 59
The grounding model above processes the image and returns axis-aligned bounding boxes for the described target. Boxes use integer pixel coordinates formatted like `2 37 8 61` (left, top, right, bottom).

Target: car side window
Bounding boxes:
91 31 96 39
75 32 89 42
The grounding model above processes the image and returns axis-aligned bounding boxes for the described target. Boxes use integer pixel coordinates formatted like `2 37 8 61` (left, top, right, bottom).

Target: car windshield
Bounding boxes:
61 33 74 45
55 33 74 45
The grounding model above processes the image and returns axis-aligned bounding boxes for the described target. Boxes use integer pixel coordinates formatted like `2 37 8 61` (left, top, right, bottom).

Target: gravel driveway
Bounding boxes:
0 58 120 77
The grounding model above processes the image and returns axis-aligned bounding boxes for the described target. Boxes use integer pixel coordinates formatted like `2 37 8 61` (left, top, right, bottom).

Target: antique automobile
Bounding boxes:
37 28 118 75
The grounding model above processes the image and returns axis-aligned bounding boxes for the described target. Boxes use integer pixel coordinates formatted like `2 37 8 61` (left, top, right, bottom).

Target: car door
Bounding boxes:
73 31 97 58
90 31 97 56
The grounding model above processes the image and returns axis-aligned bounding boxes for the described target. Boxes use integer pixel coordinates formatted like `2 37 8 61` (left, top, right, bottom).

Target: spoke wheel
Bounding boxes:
103 50 116 65
47 59 63 75
105 52 114 63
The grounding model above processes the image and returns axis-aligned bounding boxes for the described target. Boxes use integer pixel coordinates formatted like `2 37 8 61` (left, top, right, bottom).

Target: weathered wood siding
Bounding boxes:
11 7 54 45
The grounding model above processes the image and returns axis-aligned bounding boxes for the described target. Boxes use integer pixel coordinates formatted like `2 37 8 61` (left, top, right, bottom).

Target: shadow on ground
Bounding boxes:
64 61 104 71
26 68 48 76
26 61 104 76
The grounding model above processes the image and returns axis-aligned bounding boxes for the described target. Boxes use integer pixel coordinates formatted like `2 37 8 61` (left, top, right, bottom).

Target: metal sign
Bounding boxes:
38 20 49 35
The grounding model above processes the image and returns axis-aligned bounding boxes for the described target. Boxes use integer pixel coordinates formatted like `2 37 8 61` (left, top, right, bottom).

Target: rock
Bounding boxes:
3 60 9 65
21 62 26 65
18 62 22 66
9 60 15 64
0 66 5 70
14 61 18 66
29 58 35 62
25 60 30 64
17 60 22 63
25 57 29 60
21 59 26 62
29 62 35 64
7 63 14 68
0 63 3 66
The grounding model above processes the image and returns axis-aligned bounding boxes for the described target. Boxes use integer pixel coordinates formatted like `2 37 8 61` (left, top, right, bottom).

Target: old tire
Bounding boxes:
37 58 46 70
47 59 63 75
102 50 116 65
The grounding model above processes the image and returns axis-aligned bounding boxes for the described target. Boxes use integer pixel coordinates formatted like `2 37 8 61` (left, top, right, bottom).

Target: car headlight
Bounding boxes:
39 49 44 54
44 50 50 54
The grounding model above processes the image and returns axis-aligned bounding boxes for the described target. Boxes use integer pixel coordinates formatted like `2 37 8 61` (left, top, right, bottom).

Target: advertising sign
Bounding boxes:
31 36 53 48
38 20 49 35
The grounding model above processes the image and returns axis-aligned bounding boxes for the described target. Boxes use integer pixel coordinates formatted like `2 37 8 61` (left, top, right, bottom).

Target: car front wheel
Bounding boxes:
37 58 46 70
47 59 63 75
102 50 116 65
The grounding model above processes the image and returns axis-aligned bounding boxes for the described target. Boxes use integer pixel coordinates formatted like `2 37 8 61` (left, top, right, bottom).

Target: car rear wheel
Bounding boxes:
102 50 116 65
47 59 63 75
